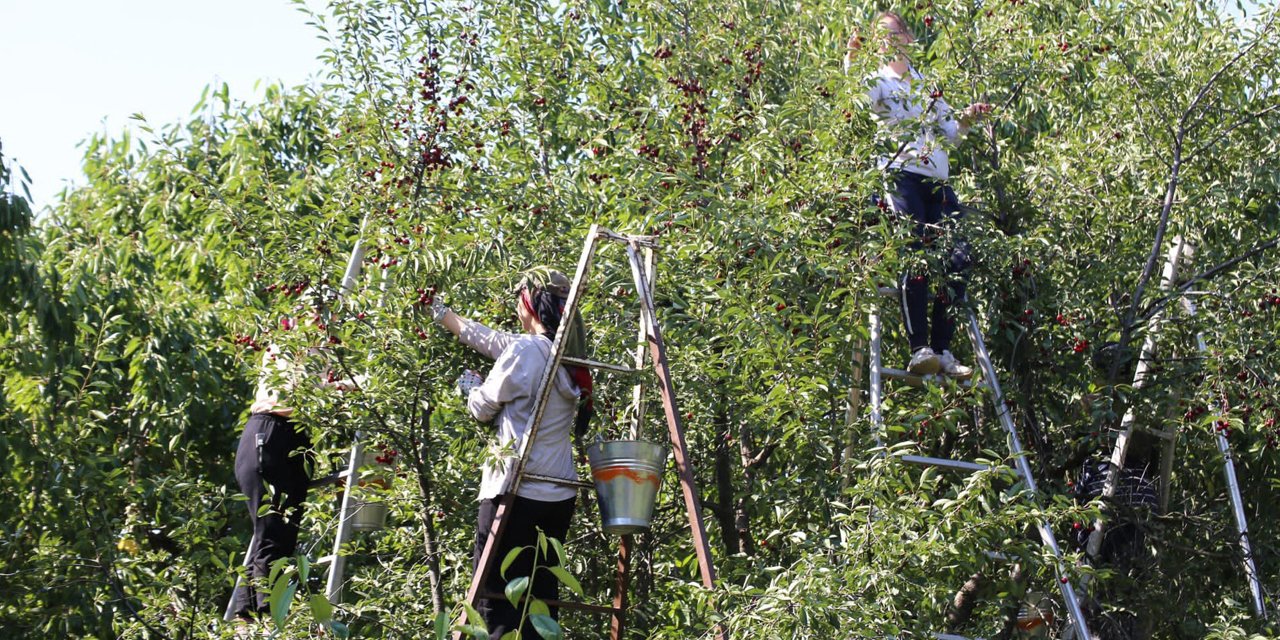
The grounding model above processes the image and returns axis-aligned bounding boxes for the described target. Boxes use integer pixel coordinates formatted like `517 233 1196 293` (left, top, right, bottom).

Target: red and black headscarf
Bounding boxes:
515 268 594 439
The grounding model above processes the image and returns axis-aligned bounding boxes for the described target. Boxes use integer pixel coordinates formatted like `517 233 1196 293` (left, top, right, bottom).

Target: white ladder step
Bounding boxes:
316 554 337 566
308 467 354 488
878 366 978 389
900 454 990 473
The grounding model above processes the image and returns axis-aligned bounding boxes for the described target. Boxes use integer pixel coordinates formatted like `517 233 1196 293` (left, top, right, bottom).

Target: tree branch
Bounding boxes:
1138 234 1280 324
1184 103 1280 162
1181 13 1277 131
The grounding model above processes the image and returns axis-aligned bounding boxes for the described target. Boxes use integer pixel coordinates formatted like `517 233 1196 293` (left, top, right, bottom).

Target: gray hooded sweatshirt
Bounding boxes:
457 318 580 502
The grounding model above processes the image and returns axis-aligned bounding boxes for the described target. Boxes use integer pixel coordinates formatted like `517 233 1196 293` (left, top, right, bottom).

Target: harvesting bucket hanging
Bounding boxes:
586 440 667 535
351 451 391 532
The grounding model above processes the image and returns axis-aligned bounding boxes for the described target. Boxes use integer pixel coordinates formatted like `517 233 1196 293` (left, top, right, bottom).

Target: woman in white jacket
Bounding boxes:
431 268 592 640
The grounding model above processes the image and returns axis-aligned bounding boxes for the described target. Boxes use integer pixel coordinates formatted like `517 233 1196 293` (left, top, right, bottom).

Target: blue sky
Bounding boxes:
0 0 327 209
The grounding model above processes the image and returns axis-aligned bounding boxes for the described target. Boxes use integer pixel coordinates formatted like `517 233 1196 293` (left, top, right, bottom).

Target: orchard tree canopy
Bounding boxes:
2 0 1280 638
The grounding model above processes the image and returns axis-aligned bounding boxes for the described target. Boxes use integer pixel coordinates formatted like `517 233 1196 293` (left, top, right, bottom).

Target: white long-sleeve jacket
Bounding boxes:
456 318 580 502
867 65 965 180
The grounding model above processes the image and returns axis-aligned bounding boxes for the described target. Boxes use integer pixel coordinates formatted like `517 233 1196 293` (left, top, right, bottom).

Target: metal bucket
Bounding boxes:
351 451 390 532
587 440 667 535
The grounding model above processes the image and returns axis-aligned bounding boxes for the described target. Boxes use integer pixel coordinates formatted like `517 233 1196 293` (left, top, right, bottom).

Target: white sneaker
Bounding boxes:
937 350 974 378
908 347 941 375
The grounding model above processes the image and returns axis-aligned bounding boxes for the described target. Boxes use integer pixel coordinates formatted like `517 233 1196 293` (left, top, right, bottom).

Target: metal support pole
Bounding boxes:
869 309 885 448
966 310 1092 640
628 246 655 440
325 436 365 603
1184 296 1267 618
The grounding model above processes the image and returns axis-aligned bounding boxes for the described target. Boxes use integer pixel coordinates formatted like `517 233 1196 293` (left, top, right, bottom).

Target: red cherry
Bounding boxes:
775 302 787 311
923 15 935 27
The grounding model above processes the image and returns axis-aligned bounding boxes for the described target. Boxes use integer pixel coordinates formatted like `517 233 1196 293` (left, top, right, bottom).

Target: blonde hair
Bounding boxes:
874 11 912 38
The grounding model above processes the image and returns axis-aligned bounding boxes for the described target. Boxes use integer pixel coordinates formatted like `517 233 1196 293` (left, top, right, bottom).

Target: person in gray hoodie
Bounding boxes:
431 268 593 640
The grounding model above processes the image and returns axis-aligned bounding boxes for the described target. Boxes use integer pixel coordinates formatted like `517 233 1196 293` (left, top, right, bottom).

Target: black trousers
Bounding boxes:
474 494 577 640
232 413 309 618
884 170 972 353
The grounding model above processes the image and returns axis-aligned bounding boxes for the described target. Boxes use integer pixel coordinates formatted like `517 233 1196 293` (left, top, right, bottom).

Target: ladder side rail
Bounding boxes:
624 241 719 591
965 310 1092 640
462 226 601 626
222 531 261 621
611 535 633 640
625 242 726 640
325 436 365 604
321 218 378 604
1184 295 1267 617
869 309 885 447
506 225 601 495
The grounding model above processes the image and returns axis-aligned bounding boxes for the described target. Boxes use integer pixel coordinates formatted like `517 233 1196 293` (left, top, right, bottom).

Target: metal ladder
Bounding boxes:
1085 236 1266 618
223 226 374 620
455 224 725 640
868 289 1093 639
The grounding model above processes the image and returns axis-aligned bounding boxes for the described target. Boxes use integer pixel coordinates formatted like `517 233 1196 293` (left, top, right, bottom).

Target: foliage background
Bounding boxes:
2 0 1279 638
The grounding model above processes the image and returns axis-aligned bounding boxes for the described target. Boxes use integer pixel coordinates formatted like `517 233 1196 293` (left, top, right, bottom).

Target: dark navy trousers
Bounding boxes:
883 170 971 353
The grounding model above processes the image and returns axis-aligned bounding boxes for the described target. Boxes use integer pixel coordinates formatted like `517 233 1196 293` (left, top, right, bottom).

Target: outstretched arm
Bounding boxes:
431 298 519 360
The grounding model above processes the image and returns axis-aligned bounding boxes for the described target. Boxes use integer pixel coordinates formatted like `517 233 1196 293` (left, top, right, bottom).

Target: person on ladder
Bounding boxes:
430 268 594 640
231 333 359 629
853 10 991 377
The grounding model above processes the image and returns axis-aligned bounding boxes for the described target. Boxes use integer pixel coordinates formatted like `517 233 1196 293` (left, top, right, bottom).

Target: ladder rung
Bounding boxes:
877 285 899 298
562 356 639 374
900 454 989 473
1147 427 1176 441
524 472 595 490
309 469 352 488
316 555 336 566
878 367 977 388
481 592 621 616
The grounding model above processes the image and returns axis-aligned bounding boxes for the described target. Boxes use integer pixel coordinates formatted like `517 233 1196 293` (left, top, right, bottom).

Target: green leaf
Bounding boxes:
453 625 489 640
269 577 296 628
309 593 332 624
505 575 530 606
547 566 583 597
434 611 449 640
461 601 486 628
529 599 550 617
529 614 563 640
500 546 524 579
549 537 567 566
328 621 350 638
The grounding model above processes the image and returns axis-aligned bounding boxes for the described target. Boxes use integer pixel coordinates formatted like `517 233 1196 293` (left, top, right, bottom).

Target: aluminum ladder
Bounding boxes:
868 288 1093 639
1084 236 1266 618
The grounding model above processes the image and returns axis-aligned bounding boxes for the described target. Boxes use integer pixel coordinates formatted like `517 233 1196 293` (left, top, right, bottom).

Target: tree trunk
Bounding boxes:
713 401 739 555
412 401 446 614
946 572 986 631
